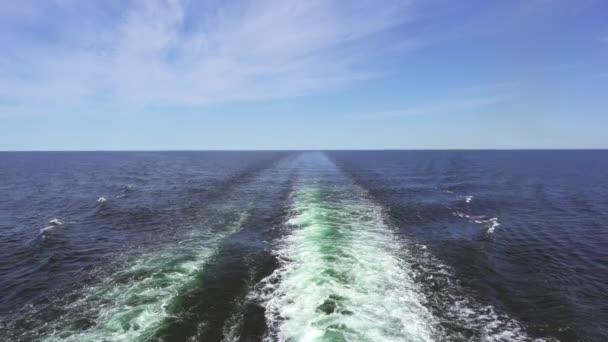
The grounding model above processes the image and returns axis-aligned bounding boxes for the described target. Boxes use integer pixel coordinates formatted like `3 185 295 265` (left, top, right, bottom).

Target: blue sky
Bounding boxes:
0 0 607 150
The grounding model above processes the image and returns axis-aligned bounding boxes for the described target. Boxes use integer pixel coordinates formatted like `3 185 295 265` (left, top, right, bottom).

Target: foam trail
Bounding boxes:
409 246 554 341
40 211 249 342
36 157 296 342
254 154 437 341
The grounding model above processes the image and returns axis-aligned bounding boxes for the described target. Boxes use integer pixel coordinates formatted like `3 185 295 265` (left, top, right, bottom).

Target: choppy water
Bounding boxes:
0 151 606 341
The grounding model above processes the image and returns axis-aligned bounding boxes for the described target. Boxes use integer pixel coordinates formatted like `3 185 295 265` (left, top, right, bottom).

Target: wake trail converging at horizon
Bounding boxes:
251 153 438 341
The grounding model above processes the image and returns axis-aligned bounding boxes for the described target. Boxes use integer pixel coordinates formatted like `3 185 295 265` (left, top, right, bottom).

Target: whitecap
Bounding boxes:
454 212 500 234
49 218 62 226
486 218 500 234
472 216 500 234
454 211 470 219
40 225 54 233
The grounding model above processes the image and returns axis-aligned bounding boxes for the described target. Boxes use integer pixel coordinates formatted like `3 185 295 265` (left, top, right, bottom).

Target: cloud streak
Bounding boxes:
362 94 509 119
0 0 414 116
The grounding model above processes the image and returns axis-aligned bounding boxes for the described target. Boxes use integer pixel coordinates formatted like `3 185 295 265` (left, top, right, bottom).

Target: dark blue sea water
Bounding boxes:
0 151 606 341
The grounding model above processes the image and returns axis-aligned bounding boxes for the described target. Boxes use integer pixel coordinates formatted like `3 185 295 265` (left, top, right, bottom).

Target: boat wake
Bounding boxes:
251 154 437 341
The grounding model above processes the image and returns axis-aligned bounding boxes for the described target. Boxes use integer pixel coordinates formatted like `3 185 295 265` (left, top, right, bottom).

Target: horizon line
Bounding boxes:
1 148 607 152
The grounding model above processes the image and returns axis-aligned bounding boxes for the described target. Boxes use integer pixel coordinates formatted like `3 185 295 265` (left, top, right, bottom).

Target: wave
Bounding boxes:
37 218 63 239
455 211 500 234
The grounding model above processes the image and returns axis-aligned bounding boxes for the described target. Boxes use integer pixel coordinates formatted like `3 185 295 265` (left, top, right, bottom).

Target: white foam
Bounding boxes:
465 195 473 204
472 216 499 234
49 218 62 226
455 211 469 219
254 180 438 341
409 243 553 341
97 196 107 204
41 211 250 342
449 298 545 341
454 212 500 234
482 217 499 234
40 226 54 233
38 157 298 342
39 218 62 237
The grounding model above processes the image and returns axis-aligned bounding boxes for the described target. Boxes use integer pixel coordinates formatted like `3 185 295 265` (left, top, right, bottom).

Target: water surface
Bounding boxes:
0 151 606 341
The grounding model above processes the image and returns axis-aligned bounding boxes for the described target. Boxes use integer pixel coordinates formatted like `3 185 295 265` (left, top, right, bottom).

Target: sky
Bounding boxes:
0 0 607 150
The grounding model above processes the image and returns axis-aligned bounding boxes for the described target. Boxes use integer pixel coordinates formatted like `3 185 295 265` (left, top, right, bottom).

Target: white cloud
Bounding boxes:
362 95 509 119
0 0 414 115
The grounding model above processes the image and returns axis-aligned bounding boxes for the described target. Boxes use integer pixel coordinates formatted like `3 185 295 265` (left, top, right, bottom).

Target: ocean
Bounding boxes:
0 151 606 341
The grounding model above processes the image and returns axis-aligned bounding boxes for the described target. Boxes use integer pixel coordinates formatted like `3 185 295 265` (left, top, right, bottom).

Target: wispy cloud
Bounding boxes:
363 94 509 119
0 0 414 116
